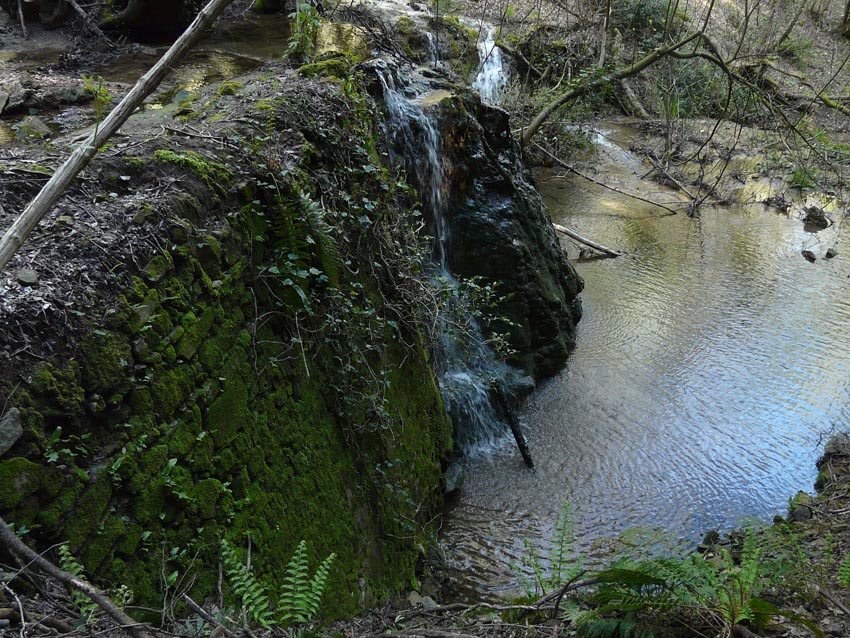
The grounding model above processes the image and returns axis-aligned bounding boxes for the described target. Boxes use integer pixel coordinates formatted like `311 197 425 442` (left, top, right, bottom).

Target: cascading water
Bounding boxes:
376 64 515 451
425 32 440 68
470 22 507 104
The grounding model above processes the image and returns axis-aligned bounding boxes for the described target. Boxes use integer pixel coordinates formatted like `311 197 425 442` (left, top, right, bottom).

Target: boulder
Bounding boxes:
0 408 23 457
432 94 583 379
802 205 830 229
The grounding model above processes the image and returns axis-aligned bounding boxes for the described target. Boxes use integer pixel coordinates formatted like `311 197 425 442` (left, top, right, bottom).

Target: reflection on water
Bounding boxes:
441 123 849 600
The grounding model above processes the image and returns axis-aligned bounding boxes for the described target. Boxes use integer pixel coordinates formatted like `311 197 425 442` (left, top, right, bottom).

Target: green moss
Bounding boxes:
150 364 195 417
153 150 232 193
0 458 44 509
82 516 127 569
31 362 85 416
176 306 215 360
80 332 132 394
193 478 223 519
396 15 414 35
298 55 352 80
38 476 86 529
217 81 244 96
144 254 172 283
66 473 113 551
205 379 248 447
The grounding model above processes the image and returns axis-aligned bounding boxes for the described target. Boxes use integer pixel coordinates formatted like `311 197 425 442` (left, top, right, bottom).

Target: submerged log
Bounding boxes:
493 386 534 469
553 223 623 258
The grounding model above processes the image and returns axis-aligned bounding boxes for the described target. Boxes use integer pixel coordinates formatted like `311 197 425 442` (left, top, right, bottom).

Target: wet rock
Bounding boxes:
407 591 424 606
0 92 8 116
803 205 830 229
17 115 52 138
422 596 438 609
802 250 816 262
790 504 812 521
15 269 39 286
0 408 23 457
826 247 838 259
823 618 845 636
444 459 465 494
431 93 583 380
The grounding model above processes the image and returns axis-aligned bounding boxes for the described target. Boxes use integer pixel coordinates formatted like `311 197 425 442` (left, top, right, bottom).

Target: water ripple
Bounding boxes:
441 129 850 599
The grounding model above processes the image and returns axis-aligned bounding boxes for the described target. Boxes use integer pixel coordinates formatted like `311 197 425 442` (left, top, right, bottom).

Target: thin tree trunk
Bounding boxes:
0 0 236 272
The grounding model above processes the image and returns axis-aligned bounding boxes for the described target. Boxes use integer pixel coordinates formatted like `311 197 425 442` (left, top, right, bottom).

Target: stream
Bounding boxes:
6 11 849 605
440 123 850 600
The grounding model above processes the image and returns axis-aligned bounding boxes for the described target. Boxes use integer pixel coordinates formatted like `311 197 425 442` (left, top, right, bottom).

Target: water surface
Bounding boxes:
441 123 850 598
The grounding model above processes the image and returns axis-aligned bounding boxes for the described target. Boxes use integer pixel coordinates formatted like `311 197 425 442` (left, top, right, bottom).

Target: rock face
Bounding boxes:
0 70 453 617
433 93 583 380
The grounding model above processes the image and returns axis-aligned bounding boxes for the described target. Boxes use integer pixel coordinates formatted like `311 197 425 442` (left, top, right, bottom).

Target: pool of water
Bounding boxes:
440 122 850 599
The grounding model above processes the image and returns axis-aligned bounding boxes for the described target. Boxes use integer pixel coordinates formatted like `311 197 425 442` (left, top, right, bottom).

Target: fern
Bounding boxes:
839 553 850 588
278 540 336 623
550 502 583 587
58 545 99 622
221 540 274 629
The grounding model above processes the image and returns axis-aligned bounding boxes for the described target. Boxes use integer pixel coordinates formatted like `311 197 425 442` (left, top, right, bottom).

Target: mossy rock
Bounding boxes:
298 54 352 80
0 458 44 509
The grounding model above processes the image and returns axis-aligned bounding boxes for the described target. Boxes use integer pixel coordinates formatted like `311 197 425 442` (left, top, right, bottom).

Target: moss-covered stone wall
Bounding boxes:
0 69 453 618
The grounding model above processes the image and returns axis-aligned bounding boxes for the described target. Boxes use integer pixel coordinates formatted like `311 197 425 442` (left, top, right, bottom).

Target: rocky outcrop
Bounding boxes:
0 68 453 617
434 91 583 380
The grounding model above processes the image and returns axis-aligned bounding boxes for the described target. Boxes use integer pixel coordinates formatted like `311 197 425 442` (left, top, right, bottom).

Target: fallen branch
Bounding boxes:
0 604 77 634
816 585 850 618
493 385 534 469
553 224 623 257
644 155 697 200
0 516 156 638
521 31 703 146
0 0 237 271
182 594 239 638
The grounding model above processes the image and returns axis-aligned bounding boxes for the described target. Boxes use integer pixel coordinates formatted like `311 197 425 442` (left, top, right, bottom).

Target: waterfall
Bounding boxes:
425 32 440 68
471 22 507 104
376 65 514 451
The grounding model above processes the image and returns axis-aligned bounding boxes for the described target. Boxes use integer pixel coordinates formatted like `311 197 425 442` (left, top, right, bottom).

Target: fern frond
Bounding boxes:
551 502 581 586
58 545 98 621
279 540 336 625
306 552 336 617
839 552 850 589
221 540 274 629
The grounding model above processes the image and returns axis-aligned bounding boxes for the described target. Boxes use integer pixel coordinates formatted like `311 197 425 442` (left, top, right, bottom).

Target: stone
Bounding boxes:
822 618 845 636
0 92 8 116
421 596 438 609
802 250 816 263
16 269 39 286
826 247 838 259
0 408 23 457
444 460 465 494
803 205 830 229
18 115 53 137
407 591 424 606
790 504 812 521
